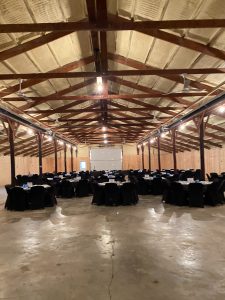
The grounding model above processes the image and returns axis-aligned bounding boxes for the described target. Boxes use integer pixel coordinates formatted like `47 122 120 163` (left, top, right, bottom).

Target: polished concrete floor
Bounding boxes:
0 188 225 300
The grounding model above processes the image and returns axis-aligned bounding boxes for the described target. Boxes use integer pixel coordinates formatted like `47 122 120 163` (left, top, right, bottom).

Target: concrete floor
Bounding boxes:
0 188 225 300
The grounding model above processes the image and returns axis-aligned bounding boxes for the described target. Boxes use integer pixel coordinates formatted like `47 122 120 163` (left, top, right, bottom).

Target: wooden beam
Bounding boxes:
109 53 214 92
199 118 206 180
172 129 177 171
141 144 144 169
109 76 191 106
1 18 225 33
1 67 225 80
0 31 74 62
157 136 161 171
37 133 43 177
177 131 221 148
71 146 74 172
54 139 58 174
45 117 166 123
3 92 206 102
148 141 151 171
25 107 182 114
0 55 94 97
7 121 16 185
21 78 96 111
64 143 67 173
109 14 225 62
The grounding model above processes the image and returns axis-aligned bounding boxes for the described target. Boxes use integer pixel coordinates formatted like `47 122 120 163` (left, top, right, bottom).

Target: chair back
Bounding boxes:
9 187 28 211
91 183 105 205
29 186 45 209
121 182 139 205
188 183 204 207
76 179 89 197
60 180 75 198
171 182 188 206
104 183 121 206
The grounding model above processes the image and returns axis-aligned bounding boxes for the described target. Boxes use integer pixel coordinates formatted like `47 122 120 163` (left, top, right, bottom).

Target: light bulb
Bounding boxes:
179 124 186 130
27 128 33 135
218 106 225 113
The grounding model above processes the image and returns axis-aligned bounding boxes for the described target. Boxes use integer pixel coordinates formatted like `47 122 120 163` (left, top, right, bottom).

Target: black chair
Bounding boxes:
205 181 221 206
91 183 105 205
54 181 62 197
104 183 121 206
76 179 89 197
32 174 41 185
188 183 204 207
4 184 13 210
44 186 57 207
218 180 225 204
29 186 46 210
137 177 149 195
121 182 139 205
170 182 188 206
16 175 23 186
21 175 29 185
60 180 75 198
6 187 29 211
151 177 163 195
162 180 172 203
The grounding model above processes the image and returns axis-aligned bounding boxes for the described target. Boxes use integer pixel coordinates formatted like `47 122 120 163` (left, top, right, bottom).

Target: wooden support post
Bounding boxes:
157 136 161 171
71 146 73 172
54 138 58 174
193 114 207 181
137 145 140 155
64 143 67 173
148 141 151 172
141 144 144 170
37 133 43 177
199 119 205 181
172 129 177 171
8 121 16 186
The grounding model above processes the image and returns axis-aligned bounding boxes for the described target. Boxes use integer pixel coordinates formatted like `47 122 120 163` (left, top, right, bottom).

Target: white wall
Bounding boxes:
90 147 122 170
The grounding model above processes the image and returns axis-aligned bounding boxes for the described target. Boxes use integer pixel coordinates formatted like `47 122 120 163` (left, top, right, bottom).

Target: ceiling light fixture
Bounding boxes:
103 133 107 138
27 128 33 135
161 132 167 138
179 123 186 130
218 106 225 113
97 76 103 92
104 140 108 144
102 126 106 132
59 140 64 145
150 138 155 144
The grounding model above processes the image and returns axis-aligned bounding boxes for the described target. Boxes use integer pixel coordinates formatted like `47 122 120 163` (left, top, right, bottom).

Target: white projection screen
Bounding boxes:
90 147 122 170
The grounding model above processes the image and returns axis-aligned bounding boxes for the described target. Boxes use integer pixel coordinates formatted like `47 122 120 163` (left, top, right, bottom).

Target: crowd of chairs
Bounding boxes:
92 182 139 206
4 169 225 210
162 180 225 207
5 185 56 211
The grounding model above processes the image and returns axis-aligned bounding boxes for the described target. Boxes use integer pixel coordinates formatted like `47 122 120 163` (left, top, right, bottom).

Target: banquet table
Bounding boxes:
98 181 129 186
5 184 56 211
177 181 212 186
93 181 138 206
21 184 51 190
